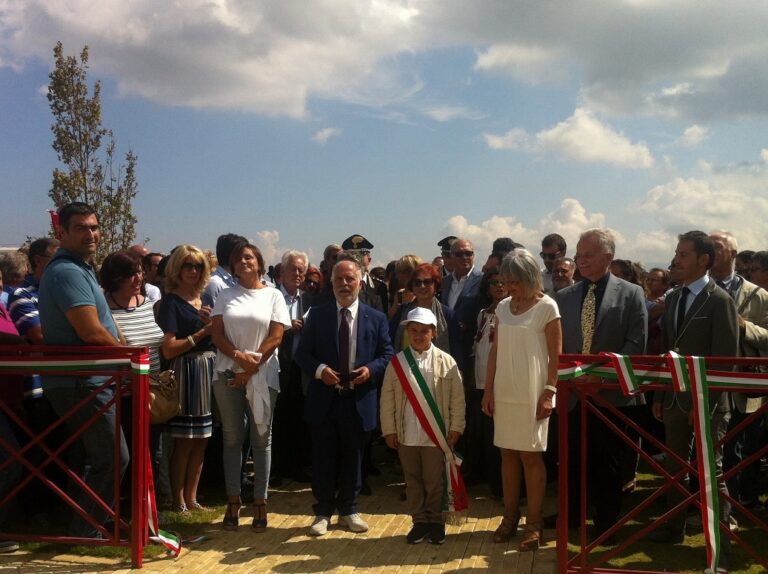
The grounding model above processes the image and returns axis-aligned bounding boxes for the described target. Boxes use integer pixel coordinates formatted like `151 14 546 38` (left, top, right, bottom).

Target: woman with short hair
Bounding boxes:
389 263 459 357
481 249 562 551
156 245 215 513
210 242 291 532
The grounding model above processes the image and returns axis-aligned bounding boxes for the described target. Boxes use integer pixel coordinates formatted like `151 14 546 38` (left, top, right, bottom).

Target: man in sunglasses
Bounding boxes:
441 238 483 376
540 234 567 293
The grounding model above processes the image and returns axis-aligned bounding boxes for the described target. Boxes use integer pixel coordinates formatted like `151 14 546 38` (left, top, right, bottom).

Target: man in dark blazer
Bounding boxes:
650 231 738 564
296 259 393 536
440 238 484 374
555 228 647 538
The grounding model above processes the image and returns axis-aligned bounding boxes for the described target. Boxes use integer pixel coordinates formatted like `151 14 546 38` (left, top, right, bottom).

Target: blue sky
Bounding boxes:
2 1 768 269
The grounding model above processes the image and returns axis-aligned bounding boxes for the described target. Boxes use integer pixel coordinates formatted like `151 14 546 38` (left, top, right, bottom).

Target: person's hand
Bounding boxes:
447 431 461 447
350 366 370 386
233 372 250 387
652 402 663 421
384 434 399 449
536 390 555 420
198 305 212 324
290 318 304 332
481 390 494 417
321 367 341 386
235 351 261 375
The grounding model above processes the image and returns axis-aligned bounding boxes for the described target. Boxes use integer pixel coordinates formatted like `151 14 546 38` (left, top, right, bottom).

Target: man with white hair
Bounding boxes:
296 259 393 536
709 230 768 513
555 228 647 541
272 250 312 485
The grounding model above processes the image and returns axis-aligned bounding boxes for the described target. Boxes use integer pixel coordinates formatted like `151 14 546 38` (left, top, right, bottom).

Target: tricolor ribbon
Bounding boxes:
146 449 182 556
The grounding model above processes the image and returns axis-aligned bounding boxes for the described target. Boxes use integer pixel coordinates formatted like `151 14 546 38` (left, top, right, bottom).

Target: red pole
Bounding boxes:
131 349 149 568
557 374 569 573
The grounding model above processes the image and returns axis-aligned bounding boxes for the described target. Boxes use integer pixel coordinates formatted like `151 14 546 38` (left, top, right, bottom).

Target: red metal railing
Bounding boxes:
0 345 149 568
557 354 768 573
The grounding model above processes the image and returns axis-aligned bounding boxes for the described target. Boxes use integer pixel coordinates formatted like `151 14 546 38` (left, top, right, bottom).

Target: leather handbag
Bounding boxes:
148 370 180 424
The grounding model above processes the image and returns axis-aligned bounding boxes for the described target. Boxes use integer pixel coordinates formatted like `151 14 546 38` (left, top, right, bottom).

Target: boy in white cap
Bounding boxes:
380 307 467 545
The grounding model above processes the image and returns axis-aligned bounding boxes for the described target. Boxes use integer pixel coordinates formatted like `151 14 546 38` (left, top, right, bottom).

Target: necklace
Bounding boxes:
511 296 537 315
109 292 141 312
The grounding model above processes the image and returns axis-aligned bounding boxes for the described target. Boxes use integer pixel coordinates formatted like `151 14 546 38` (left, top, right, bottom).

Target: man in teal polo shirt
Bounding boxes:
39 202 128 538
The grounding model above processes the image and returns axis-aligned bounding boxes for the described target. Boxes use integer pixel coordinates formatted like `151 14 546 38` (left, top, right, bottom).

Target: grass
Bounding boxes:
565 470 768 573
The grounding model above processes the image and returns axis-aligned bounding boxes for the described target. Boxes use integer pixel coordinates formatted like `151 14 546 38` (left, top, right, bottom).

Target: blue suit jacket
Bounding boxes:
296 300 394 431
441 267 484 371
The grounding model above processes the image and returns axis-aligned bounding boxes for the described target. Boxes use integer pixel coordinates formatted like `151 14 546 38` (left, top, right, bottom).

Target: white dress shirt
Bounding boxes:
315 298 360 379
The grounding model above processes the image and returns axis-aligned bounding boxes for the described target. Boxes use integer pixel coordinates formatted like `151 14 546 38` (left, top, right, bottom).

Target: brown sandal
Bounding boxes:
519 522 542 552
493 514 520 543
252 502 268 533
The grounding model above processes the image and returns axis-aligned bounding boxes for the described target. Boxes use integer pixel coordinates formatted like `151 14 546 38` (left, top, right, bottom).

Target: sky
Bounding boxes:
2 0 768 270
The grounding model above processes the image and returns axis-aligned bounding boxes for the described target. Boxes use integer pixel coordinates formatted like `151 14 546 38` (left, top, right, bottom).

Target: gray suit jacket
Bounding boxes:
556 273 648 407
657 279 739 412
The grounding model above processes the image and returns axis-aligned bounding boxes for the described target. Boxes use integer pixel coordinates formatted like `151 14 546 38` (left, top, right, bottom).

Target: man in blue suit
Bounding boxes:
440 238 484 373
296 259 393 536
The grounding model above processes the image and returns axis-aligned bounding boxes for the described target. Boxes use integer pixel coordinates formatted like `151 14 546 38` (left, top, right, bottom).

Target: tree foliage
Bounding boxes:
48 41 138 262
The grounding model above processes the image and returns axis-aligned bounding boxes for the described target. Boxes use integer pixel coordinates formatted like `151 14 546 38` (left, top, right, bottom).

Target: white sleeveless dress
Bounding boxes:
492 294 560 452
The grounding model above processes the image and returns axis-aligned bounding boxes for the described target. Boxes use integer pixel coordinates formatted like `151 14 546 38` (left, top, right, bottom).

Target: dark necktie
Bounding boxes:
339 308 351 388
676 286 690 337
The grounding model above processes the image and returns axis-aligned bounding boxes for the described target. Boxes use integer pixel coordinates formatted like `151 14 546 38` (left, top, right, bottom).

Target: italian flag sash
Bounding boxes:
391 347 468 521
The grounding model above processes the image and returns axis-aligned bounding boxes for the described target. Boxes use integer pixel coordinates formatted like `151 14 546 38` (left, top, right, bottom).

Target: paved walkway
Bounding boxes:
0 468 557 574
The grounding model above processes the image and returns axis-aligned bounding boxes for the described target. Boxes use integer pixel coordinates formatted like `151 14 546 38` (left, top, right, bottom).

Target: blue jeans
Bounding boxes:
45 379 129 537
0 411 22 528
213 376 277 500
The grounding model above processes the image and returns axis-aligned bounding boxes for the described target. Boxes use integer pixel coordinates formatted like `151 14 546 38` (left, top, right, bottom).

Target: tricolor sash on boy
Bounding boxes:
391 347 468 520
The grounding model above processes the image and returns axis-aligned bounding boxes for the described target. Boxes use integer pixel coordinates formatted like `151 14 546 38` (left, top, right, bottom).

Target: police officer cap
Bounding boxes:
437 236 457 252
341 234 374 252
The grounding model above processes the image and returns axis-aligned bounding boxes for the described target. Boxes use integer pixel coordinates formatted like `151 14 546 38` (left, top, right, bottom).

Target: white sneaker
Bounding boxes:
309 516 330 536
338 513 369 533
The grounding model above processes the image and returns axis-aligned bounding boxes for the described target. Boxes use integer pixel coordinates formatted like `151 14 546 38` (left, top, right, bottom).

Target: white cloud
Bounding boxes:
678 124 708 147
312 127 341 145
253 230 282 266
442 198 613 258
484 109 654 168
474 43 563 84
483 128 531 150
3 2 768 120
424 106 484 122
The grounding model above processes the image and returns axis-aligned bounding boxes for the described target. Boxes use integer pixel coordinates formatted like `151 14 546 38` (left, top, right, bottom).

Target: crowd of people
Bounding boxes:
0 202 766 570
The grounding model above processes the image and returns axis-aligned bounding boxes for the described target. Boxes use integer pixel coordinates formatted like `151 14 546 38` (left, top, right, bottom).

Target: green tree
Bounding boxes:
47 41 138 262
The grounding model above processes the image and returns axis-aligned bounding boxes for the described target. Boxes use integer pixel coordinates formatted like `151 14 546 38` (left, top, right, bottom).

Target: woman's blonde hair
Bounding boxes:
395 254 423 274
500 248 543 299
164 245 211 294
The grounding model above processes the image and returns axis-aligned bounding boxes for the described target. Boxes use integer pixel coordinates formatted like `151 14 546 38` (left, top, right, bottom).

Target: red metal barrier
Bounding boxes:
557 354 768 574
0 345 149 568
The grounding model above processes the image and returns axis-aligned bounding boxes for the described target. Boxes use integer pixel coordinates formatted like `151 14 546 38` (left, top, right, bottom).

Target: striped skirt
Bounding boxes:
167 350 215 439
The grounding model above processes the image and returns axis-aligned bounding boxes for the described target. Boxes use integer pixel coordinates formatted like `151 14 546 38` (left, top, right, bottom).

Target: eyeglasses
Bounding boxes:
305 279 319 287
489 280 505 286
182 262 204 272
412 278 435 287
452 250 474 258
539 251 560 260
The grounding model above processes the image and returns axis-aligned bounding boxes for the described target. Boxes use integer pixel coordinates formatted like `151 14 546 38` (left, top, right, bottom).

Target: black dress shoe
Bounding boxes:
647 525 685 544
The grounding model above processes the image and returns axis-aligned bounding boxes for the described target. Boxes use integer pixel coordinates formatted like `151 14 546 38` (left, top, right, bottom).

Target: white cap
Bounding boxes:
400 307 437 327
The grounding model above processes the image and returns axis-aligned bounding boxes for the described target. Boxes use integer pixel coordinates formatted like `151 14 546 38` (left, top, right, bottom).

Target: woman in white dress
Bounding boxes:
481 249 562 551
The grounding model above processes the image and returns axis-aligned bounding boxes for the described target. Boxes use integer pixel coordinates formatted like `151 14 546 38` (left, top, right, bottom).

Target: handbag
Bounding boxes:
148 370 180 424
